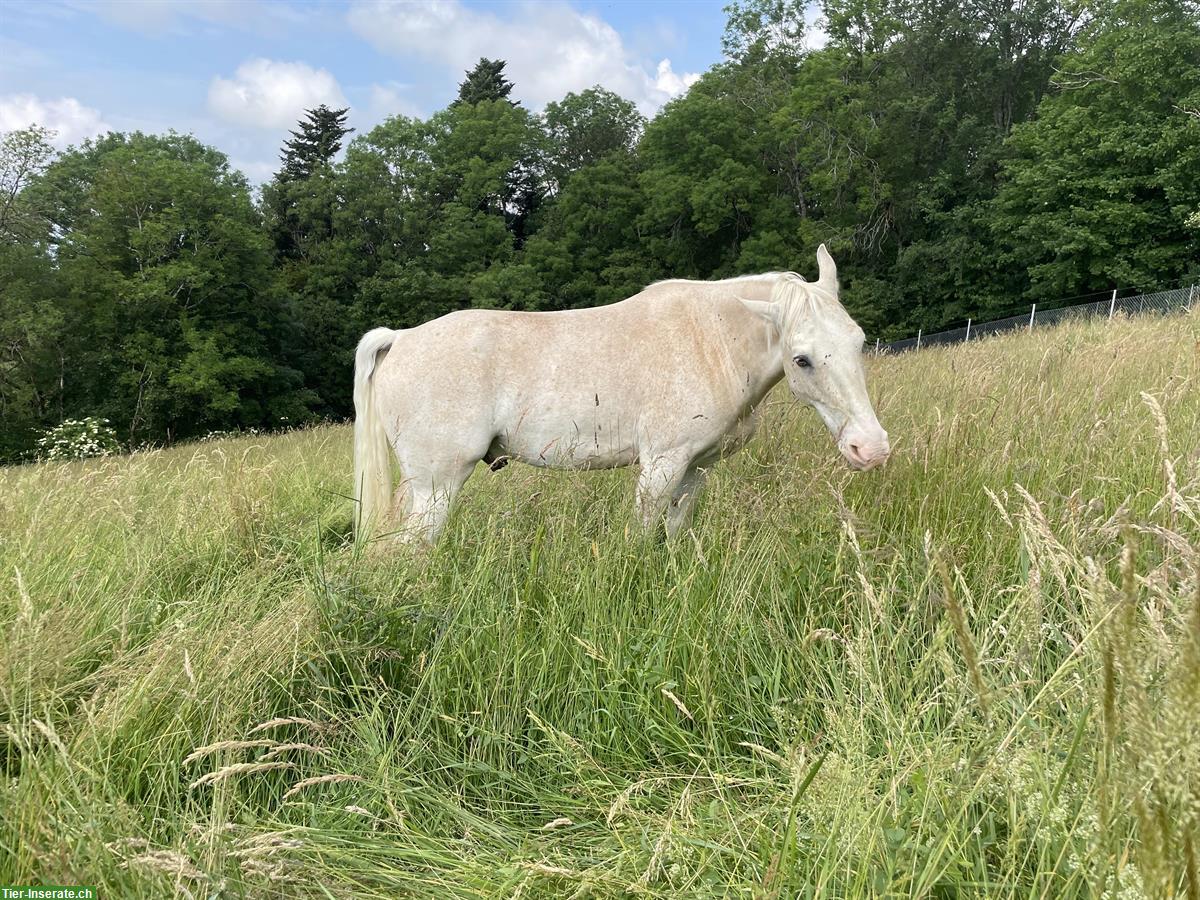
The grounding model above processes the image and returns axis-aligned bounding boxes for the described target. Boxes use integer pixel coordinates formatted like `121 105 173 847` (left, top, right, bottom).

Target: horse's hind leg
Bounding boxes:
393 456 478 545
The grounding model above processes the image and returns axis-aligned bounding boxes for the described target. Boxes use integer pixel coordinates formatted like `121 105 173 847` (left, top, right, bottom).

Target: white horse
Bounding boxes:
353 244 889 544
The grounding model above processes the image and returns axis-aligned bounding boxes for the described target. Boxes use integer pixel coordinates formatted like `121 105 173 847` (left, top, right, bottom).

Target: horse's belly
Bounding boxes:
493 411 638 470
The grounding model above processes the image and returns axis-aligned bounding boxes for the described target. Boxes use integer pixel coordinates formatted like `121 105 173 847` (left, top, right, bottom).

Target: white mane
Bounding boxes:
649 271 802 289
649 271 851 325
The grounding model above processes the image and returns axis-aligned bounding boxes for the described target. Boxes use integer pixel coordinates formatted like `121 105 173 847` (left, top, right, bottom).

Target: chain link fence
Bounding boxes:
874 283 1200 354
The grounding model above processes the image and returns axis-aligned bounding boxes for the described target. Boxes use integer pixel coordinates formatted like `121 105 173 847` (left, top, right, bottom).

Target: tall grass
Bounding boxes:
1 310 1198 898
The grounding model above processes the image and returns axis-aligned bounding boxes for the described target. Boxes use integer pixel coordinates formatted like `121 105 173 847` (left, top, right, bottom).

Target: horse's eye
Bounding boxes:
793 355 812 369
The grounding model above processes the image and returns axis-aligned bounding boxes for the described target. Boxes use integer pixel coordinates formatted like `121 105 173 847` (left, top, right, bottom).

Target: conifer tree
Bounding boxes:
278 105 353 181
454 58 516 106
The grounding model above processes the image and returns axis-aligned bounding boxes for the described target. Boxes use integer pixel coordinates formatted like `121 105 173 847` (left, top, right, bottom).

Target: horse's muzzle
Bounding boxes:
839 434 890 471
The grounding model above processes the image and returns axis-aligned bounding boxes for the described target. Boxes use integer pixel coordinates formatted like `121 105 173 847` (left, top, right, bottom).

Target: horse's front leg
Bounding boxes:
666 465 708 538
635 451 692 535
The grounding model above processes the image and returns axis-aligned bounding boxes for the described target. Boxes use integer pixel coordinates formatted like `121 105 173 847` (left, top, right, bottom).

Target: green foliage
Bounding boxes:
722 0 808 63
267 105 355 266
541 87 644 191
0 125 55 241
638 67 776 276
525 153 660 308
263 106 373 418
13 132 311 446
0 241 62 462
989 0 1200 299
0 127 63 461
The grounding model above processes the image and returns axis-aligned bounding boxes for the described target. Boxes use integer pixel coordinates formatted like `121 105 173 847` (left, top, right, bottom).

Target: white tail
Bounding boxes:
353 327 398 540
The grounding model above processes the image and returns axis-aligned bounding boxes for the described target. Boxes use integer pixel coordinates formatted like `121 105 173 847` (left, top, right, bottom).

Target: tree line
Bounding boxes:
1 0 1197 461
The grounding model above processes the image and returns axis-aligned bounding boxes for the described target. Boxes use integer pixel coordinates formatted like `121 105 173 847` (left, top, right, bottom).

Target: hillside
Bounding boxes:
1 310 1198 897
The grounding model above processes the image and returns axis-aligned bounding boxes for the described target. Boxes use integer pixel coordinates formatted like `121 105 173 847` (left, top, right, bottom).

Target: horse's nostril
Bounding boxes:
849 443 862 459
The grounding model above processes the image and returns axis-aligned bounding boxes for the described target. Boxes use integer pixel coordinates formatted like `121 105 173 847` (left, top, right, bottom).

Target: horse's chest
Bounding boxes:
722 407 764 453
686 404 763 465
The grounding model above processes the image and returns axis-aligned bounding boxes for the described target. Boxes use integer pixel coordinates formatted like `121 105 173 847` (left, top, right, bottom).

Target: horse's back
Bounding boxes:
381 291 711 381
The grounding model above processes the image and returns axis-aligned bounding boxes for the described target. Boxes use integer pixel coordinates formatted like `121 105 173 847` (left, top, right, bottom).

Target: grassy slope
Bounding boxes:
1 311 1198 898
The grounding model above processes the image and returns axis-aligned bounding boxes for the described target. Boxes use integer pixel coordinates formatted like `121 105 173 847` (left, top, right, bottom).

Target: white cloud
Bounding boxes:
230 157 279 185
654 59 700 98
0 94 110 147
346 0 701 115
208 58 348 130
66 0 317 37
368 82 425 121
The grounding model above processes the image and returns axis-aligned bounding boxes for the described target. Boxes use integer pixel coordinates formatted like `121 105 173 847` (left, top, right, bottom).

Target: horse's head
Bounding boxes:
740 246 890 471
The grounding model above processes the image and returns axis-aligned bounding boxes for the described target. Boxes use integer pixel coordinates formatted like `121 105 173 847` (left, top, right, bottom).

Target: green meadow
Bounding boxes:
2 311 1198 898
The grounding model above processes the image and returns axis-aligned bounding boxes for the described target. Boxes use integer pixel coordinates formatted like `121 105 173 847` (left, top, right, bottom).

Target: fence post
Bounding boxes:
965 318 971 342
874 337 880 354
916 328 922 350
1108 288 1117 318
1028 304 1036 331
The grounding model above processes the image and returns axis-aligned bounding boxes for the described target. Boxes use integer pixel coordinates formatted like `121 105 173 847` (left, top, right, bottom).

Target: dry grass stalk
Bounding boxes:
527 709 596 770
182 740 278 766
282 773 364 800
639 823 673 887
121 850 208 881
30 719 70 761
189 761 295 789
842 517 882 619
248 716 335 734
1185 828 1199 900
235 830 305 848
15 566 32 623
572 635 608 663
805 628 846 645
982 486 1013 527
230 834 304 857
1141 391 1182 530
259 742 328 759
1102 640 1117 754
519 861 574 877
606 780 647 826
240 857 298 882
934 552 990 720
105 837 152 852
187 822 239 840
661 687 693 721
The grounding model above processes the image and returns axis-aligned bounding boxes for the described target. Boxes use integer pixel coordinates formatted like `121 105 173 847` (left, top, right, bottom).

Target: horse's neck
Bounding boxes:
744 331 786 413
711 284 786 413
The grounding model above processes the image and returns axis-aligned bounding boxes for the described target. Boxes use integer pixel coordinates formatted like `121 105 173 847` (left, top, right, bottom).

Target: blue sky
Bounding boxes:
0 0 737 182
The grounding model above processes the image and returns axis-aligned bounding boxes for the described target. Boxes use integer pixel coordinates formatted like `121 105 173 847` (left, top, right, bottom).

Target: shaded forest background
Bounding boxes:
1 0 1198 460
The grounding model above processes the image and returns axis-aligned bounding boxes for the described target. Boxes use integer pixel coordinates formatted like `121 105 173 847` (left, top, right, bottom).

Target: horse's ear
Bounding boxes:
817 243 838 287
738 297 780 330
